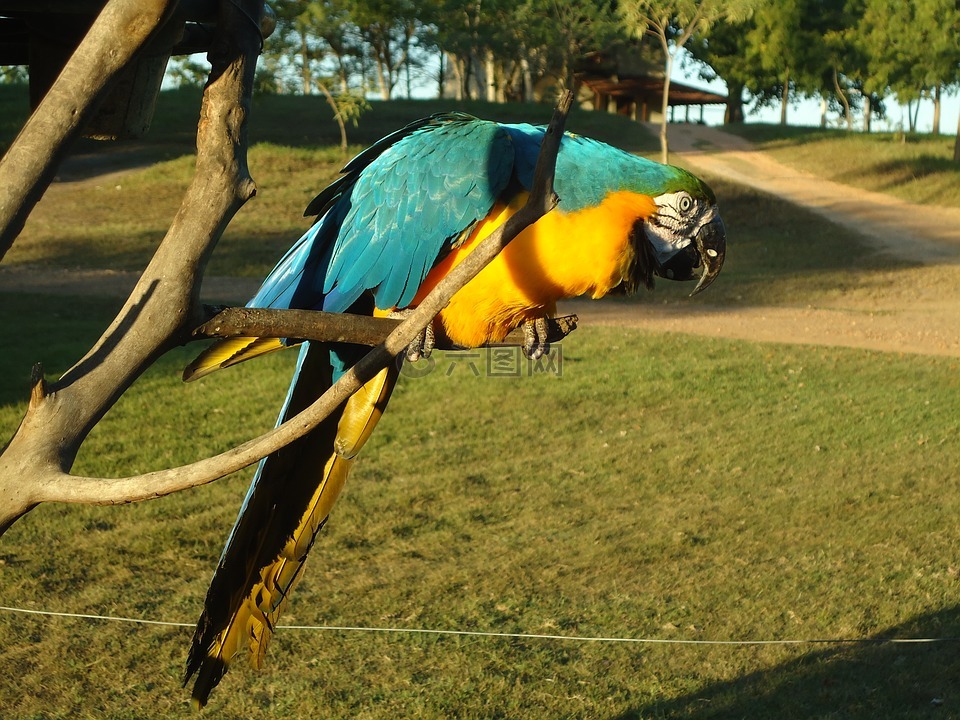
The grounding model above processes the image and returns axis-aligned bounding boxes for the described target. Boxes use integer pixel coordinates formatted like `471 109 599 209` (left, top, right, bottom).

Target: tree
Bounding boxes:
351 0 420 99
747 0 811 126
619 0 755 163
427 0 514 101
858 0 960 139
686 13 774 124
0 66 28 84
818 0 867 131
520 0 622 96
261 0 369 148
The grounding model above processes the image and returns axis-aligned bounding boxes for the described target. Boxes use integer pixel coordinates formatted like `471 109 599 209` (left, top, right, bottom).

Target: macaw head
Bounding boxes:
640 170 726 295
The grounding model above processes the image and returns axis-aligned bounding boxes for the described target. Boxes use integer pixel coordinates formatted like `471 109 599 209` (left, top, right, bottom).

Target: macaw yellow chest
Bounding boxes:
406 190 658 348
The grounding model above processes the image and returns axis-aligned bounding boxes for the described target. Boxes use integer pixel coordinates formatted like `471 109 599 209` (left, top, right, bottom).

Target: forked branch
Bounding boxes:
28 91 574 507
0 0 263 535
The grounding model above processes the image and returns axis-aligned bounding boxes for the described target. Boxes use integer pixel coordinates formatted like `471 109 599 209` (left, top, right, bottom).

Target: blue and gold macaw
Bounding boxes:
183 113 725 705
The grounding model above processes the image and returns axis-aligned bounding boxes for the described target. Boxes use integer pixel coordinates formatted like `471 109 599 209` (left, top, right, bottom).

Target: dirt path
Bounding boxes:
3 127 960 358
664 123 960 264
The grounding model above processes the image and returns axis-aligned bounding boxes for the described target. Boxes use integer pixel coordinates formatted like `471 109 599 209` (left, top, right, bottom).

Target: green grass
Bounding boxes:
723 123 960 208
3 87 656 275
10 140 940 307
2 294 960 718
0 84 656 178
4 90 960 718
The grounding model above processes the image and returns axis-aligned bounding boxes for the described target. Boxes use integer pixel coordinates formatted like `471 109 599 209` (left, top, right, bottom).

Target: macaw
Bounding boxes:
182 112 725 706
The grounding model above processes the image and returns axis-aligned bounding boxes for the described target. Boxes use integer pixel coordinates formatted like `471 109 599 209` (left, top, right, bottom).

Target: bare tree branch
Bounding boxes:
28 91 575 509
0 0 179 258
192 306 579 350
0 0 264 535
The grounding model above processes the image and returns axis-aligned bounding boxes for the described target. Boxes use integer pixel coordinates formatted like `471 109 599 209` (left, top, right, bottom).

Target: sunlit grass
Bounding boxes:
724 123 960 208
2 293 960 718
4 87 960 719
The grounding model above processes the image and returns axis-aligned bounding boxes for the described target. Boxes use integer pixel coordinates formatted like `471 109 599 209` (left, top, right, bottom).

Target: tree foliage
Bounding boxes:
857 0 960 134
619 0 755 162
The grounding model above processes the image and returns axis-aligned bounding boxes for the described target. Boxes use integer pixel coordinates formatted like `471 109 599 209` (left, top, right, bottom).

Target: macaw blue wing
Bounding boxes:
247 114 517 316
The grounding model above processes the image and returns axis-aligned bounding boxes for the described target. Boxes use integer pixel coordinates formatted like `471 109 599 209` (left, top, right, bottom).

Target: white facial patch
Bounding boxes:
643 192 717 264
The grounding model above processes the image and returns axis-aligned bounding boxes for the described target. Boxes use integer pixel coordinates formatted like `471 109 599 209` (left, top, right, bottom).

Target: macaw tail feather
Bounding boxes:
184 344 399 707
182 337 287 382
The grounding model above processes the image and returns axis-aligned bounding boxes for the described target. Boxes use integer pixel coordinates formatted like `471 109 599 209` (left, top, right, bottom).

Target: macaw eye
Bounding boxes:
678 195 693 213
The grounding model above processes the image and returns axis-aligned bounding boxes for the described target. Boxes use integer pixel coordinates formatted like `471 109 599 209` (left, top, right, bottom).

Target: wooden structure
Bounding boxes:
0 0 229 139
577 49 727 124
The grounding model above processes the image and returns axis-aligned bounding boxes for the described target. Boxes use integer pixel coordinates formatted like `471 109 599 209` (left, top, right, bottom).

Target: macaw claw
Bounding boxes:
389 309 436 361
406 322 435 362
522 317 550 360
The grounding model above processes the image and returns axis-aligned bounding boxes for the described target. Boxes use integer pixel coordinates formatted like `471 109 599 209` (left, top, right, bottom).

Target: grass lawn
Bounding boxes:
3 84 656 276
723 123 960 208
2 293 960 719
3 88 960 718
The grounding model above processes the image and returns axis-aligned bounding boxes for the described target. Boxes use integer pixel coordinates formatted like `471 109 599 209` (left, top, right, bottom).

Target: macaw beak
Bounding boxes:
690 215 725 296
655 215 726 296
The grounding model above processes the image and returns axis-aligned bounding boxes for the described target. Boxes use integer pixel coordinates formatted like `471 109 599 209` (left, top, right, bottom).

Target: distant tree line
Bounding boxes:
192 0 959 132
689 0 960 137
5 0 957 145
227 0 623 105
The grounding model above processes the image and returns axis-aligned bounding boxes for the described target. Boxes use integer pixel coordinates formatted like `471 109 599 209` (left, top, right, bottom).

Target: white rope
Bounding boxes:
0 604 952 646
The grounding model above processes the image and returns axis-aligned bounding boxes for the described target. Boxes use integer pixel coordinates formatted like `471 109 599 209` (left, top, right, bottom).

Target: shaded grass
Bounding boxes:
723 123 960 208
0 84 656 178
8 144 346 275
4 88 656 276
9 137 938 310
2 294 960 718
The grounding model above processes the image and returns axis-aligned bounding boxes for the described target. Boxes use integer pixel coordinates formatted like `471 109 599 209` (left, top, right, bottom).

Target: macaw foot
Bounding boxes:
522 317 550 360
388 310 436 362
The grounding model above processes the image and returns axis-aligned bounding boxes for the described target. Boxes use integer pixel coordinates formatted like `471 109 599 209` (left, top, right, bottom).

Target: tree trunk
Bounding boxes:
376 57 390 100
724 81 744 124
820 96 827 128
832 68 851 130
953 108 960 162
446 52 465 101
780 65 790 126
933 84 941 136
404 34 412 99
318 82 348 155
464 54 475 100
484 48 496 103
659 52 672 164
863 95 871 133
300 30 311 95
520 54 533 102
437 51 445 99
